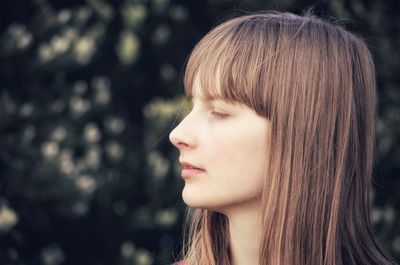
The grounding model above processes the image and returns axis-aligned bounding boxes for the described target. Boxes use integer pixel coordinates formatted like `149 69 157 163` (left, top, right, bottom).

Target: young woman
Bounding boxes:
169 10 398 265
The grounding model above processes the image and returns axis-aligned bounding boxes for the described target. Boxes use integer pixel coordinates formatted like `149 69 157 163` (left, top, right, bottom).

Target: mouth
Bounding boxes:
183 165 203 170
180 161 205 178
180 161 204 170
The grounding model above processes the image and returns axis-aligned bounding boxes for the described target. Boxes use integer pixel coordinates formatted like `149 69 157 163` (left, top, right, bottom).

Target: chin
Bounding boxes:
182 194 216 209
181 194 208 208
182 194 232 214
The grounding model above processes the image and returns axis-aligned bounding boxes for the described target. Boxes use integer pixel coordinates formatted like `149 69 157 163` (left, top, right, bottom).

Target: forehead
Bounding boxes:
190 74 246 110
190 69 224 100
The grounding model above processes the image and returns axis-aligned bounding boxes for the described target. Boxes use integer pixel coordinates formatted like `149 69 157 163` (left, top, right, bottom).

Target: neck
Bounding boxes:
224 200 262 265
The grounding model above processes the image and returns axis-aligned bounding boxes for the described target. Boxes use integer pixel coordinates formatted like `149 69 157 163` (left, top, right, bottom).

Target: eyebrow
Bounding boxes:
190 95 224 103
190 97 214 103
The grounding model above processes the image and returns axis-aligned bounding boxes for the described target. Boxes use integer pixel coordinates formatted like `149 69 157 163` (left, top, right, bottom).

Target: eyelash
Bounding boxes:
211 111 228 119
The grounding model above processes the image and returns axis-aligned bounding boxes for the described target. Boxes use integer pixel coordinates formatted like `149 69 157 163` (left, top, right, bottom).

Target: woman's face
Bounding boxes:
169 79 271 214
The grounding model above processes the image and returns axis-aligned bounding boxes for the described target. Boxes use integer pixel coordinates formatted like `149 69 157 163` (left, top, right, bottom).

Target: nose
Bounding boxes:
169 116 194 150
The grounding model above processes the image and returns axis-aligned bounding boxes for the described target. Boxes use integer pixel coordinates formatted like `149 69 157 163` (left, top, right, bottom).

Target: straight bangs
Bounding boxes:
183 14 285 118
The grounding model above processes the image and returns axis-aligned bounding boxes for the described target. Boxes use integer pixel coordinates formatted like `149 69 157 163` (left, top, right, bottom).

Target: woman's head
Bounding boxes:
170 10 394 265
169 89 270 212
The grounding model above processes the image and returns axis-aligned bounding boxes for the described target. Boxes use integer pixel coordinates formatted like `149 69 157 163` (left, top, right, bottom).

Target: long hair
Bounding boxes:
177 10 396 265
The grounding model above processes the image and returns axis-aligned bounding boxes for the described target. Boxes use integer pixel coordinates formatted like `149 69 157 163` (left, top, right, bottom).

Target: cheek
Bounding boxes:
204 131 268 184
202 133 239 167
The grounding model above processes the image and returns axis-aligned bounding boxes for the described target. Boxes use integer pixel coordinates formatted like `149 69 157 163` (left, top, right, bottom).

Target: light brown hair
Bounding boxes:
177 10 397 265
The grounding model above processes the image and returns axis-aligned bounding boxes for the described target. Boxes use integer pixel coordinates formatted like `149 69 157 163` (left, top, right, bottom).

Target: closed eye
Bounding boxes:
211 111 229 119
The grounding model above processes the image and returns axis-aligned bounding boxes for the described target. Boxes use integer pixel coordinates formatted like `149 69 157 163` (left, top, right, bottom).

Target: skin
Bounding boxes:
169 76 271 265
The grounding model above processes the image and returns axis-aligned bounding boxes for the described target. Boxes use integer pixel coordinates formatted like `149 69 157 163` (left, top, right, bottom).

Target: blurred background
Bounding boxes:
0 0 399 264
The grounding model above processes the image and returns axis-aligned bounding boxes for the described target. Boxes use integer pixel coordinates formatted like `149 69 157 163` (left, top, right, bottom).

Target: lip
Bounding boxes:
180 161 205 179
